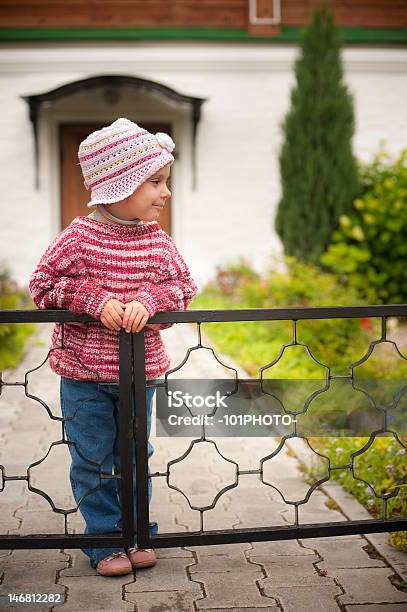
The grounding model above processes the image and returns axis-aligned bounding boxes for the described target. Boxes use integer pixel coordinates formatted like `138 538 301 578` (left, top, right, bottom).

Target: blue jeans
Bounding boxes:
60 376 157 568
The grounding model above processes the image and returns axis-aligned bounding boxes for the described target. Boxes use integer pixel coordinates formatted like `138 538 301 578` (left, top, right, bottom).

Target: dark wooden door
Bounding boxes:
60 122 172 234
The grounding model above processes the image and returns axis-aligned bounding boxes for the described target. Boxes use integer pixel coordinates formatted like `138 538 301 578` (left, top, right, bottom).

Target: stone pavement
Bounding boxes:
0 322 406 612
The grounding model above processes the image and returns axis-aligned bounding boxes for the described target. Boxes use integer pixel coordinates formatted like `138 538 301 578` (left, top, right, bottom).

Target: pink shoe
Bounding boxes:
96 551 133 576
127 547 156 569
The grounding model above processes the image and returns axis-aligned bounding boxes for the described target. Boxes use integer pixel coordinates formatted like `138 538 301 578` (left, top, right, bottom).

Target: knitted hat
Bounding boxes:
78 118 175 207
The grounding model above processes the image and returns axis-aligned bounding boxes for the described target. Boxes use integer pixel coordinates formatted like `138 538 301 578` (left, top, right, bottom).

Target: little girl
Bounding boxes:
29 118 197 576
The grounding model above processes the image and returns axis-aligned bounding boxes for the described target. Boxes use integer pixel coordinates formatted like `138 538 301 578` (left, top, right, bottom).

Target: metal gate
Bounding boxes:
135 305 407 547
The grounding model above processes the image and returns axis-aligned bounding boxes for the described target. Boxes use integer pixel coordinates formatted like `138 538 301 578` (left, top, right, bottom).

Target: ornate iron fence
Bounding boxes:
0 305 406 552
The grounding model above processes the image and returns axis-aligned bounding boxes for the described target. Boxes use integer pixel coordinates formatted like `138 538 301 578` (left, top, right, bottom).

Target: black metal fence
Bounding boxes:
0 305 406 552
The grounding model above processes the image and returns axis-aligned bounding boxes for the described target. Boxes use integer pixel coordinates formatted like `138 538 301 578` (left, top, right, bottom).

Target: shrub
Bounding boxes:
321 149 407 304
0 265 35 371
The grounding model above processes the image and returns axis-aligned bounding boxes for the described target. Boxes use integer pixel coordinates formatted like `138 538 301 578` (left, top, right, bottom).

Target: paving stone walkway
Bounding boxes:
0 322 406 611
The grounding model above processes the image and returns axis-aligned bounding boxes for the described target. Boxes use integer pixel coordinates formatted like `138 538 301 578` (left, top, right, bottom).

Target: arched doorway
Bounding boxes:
23 74 206 237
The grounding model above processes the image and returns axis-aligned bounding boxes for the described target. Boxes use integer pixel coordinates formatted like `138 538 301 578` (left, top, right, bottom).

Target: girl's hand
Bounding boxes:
122 300 150 333
100 298 125 331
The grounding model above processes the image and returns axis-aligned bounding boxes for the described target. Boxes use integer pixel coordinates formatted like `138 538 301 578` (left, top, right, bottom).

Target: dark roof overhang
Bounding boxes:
22 74 207 189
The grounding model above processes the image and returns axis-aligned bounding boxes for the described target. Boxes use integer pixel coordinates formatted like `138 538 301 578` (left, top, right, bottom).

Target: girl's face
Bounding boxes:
106 163 172 222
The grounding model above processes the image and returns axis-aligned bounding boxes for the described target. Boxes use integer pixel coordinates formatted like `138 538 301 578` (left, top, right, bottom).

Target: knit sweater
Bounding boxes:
29 216 198 382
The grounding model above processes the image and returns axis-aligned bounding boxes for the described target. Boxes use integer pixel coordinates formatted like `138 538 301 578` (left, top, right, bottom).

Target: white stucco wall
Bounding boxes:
0 42 406 291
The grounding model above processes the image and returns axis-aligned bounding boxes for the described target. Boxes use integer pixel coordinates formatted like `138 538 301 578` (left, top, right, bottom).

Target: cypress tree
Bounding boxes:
275 6 359 264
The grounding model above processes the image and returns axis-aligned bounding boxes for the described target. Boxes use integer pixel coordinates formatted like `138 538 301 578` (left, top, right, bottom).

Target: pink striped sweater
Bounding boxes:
29 217 198 382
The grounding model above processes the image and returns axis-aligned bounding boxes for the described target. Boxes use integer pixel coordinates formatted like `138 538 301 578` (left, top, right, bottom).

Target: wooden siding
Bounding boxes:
0 1 406 30
0 1 247 29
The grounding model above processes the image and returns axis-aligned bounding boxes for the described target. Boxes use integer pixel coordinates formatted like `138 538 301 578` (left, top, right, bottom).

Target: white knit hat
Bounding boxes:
78 118 175 207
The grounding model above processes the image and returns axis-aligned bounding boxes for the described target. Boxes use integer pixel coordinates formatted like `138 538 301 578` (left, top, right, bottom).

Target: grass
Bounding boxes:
305 435 407 552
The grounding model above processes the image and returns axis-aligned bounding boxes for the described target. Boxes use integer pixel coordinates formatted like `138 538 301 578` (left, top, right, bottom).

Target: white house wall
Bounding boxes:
0 42 406 290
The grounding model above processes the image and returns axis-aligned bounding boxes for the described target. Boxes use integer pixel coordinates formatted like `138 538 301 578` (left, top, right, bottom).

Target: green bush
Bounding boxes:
0 265 35 371
321 149 407 304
